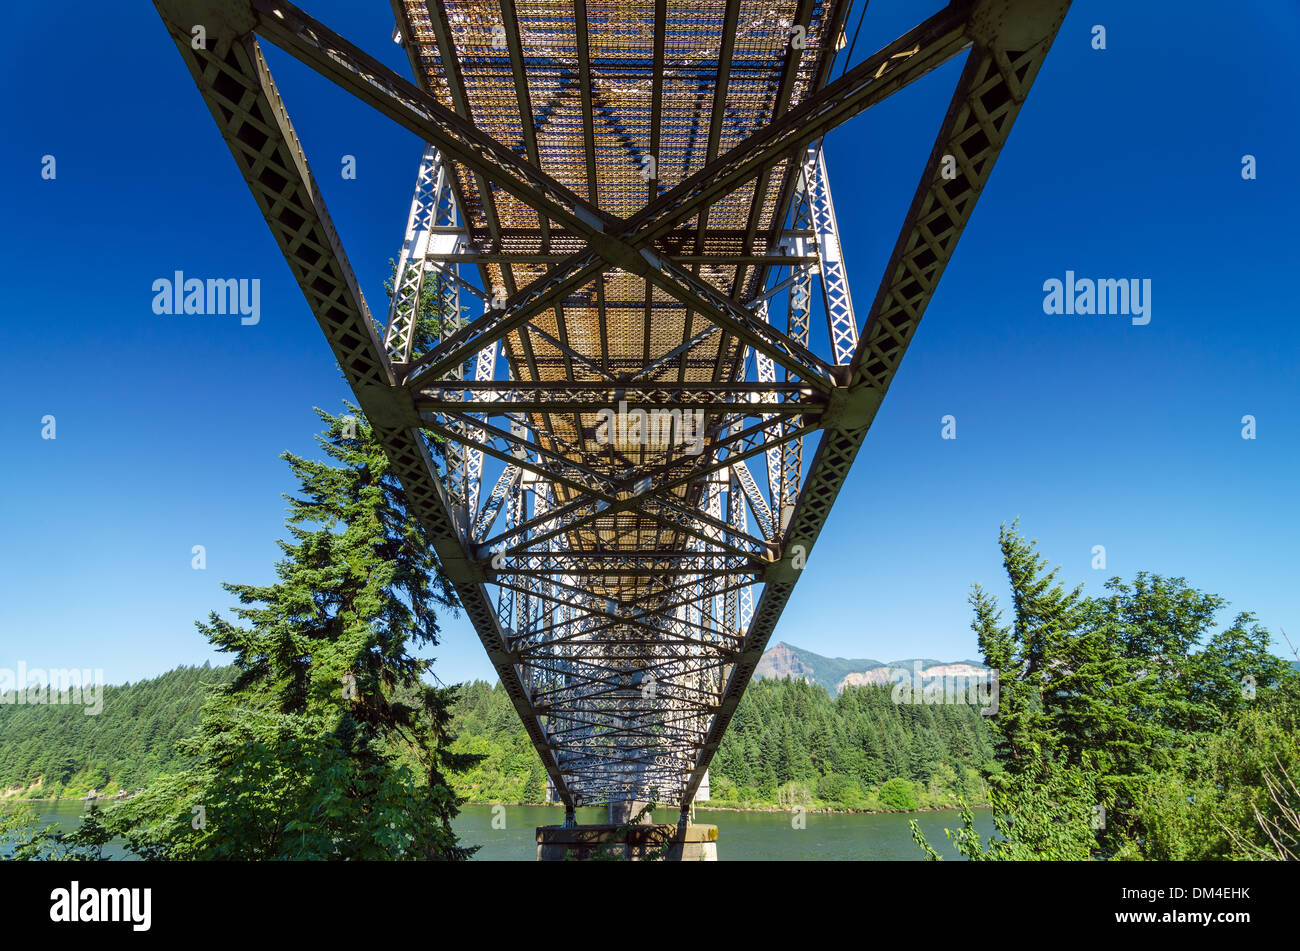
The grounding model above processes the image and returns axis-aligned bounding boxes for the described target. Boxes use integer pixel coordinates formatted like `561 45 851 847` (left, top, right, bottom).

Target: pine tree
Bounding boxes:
949 522 1101 858
105 407 479 860
920 522 1298 861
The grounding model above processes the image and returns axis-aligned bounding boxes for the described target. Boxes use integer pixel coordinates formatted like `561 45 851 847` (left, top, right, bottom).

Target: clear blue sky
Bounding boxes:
2 1 1297 686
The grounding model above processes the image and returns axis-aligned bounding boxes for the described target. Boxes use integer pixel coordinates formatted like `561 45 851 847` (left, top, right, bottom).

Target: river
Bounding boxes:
18 800 993 860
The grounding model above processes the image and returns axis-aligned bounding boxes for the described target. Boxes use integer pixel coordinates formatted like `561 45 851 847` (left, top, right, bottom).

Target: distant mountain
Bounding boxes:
755 642 992 695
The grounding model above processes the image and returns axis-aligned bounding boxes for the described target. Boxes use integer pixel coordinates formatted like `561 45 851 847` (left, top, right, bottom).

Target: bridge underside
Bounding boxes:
154 0 1068 820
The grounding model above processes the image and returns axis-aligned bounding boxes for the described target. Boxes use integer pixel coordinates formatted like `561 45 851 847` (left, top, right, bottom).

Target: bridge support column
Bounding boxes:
535 823 718 861
607 798 654 825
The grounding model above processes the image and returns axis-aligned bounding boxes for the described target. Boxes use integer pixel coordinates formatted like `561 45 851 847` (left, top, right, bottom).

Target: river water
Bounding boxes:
21 801 993 861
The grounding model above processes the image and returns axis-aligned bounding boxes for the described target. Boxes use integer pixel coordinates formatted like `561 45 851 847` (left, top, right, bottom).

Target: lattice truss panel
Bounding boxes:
153 0 1069 817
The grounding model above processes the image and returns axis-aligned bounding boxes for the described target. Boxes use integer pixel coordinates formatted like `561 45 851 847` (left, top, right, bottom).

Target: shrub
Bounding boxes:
878 777 918 811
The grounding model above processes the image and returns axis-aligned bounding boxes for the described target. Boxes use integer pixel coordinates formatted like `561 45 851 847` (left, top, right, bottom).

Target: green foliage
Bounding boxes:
878 778 918 812
910 817 943 861
444 680 554 803
1135 680 1300 860
2 802 99 860
439 670 997 812
0 665 236 800
710 676 996 811
4 665 991 830
91 406 476 860
918 521 1300 861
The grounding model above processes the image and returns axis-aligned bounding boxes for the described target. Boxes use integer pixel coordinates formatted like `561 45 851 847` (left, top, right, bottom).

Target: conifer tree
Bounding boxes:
920 521 1297 861
105 406 479 860
949 523 1106 858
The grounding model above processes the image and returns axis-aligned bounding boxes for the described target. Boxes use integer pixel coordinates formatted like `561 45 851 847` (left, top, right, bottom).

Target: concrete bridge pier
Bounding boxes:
535 823 718 861
537 800 717 860
607 798 654 826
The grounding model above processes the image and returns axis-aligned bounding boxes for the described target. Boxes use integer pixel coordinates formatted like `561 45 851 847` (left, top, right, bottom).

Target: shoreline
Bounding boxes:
11 795 989 816
454 800 991 816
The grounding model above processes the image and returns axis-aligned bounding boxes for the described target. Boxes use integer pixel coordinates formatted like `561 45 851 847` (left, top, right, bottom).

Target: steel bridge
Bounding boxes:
155 0 1068 826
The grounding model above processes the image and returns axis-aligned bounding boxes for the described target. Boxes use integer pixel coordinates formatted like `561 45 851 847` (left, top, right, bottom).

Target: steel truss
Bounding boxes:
154 0 1069 821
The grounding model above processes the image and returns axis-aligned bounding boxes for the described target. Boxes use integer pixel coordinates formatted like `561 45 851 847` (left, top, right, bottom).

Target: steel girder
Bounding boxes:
154 0 1069 819
148 0 581 810
680 2 1074 805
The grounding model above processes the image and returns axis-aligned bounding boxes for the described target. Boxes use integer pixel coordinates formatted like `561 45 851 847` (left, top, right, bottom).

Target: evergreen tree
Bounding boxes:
103 407 478 860
920 522 1299 861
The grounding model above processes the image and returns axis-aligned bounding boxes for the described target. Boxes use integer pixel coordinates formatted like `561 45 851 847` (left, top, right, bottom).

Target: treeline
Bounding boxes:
444 675 997 811
711 677 996 810
0 665 236 800
1 663 995 815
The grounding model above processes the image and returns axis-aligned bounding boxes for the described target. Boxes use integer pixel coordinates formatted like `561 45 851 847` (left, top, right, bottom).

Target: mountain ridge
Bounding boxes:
754 642 992 695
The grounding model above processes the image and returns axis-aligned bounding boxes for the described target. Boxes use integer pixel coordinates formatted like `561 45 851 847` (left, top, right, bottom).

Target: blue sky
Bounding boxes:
2 1 1297 686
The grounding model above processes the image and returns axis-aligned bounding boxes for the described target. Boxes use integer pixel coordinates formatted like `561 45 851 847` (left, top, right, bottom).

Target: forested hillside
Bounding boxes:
710 677 995 809
445 679 551 804
445 675 996 810
1 664 995 812
0 665 236 799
